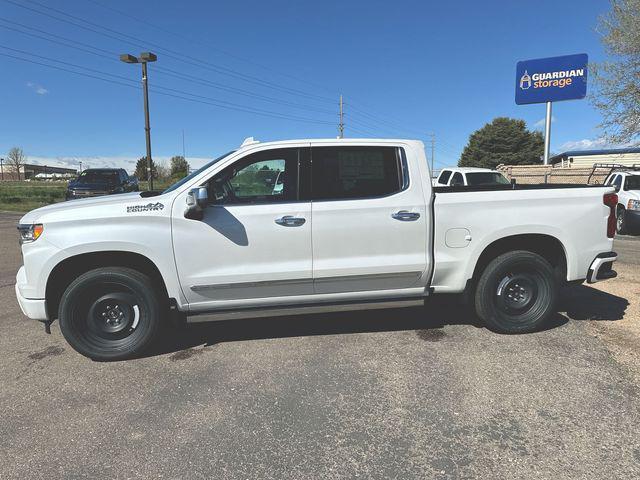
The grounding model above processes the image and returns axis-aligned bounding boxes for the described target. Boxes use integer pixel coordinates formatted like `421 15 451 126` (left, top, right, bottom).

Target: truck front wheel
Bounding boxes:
58 267 163 361
475 250 557 333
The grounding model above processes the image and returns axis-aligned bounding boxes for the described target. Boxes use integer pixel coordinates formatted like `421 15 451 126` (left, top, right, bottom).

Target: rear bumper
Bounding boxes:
587 252 617 284
15 267 48 321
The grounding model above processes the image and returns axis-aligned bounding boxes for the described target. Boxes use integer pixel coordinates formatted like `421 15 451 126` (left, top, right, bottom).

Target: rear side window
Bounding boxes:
438 170 452 184
311 147 402 200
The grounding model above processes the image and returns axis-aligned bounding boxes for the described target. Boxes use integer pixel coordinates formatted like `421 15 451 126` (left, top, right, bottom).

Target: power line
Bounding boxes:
3 0 335 103
84 0 338 97
0 48 335 125
0 20 337 115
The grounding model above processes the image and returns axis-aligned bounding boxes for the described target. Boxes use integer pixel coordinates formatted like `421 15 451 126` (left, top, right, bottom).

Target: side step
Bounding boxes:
186 298 425 323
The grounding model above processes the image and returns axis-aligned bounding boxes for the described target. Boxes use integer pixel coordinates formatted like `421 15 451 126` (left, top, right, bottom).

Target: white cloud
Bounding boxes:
26 82 49 95
533 116 556 130
558 138 609 151
24 155 213 173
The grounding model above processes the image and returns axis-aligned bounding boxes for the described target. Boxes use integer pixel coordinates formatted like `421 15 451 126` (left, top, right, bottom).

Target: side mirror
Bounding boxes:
184 187 208 220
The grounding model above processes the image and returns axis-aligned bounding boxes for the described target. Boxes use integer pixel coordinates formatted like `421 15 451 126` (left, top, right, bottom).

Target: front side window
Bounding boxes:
450 172 464 186
208 148 299 205
311 146 402 200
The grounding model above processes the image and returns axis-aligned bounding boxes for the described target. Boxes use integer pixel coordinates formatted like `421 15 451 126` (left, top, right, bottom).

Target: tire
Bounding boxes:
58 267 163 361
474 250 557 334
616 207 627 235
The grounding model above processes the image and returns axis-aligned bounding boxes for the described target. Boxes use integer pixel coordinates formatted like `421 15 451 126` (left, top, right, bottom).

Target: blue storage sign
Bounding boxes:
515 53 588 105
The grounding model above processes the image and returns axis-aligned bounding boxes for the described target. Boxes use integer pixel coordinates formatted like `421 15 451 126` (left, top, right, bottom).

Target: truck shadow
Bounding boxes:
149 285 628 359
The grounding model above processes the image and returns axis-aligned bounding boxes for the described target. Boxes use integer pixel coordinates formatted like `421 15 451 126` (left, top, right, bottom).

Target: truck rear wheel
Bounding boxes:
475 250 557 333
58 267 162 361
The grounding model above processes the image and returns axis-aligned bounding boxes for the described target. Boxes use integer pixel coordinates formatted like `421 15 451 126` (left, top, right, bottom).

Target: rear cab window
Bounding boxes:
437 170 452 185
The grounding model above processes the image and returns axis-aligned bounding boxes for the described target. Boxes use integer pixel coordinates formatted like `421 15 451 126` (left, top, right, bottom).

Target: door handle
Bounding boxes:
275 215 306 227
392 210 420 221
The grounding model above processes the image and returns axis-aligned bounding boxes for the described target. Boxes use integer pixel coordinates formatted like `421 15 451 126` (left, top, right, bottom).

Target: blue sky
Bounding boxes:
0 0 613 171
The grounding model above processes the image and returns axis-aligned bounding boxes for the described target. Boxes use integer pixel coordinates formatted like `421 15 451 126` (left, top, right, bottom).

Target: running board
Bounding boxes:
186 298 425 323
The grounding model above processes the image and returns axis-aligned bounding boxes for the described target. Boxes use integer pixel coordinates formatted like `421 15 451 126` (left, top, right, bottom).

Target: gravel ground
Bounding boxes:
1 212 639 479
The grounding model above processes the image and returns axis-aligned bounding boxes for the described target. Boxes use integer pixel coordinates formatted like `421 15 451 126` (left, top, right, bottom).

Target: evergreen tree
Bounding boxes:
458 117 544 168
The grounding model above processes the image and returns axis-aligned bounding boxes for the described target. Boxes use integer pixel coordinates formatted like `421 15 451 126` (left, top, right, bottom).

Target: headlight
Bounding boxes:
17 224 44 244
628 199 640 211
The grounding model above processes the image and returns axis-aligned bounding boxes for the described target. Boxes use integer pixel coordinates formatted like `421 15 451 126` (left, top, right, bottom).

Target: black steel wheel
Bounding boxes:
475 250 557 333
59 267 163 361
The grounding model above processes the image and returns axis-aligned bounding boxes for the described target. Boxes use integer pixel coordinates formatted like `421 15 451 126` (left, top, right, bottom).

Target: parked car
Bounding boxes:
434 167 510 187
604 167 640 234
66 168 138 200
16 138 618 360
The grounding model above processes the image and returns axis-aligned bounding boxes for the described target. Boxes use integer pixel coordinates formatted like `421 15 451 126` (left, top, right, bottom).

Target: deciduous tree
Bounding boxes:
591 0 640 144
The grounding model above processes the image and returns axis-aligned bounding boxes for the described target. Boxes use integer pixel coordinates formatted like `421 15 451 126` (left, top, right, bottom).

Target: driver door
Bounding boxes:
171 147 313 311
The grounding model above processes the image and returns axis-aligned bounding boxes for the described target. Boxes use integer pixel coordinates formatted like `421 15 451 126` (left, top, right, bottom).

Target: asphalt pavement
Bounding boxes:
1 212 639 479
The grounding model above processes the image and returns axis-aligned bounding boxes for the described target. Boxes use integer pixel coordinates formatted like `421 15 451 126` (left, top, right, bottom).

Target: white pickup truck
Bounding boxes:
16 138 619 360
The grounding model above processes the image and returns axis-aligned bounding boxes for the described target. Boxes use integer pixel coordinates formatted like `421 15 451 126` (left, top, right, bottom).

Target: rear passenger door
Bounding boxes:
309 145 428 294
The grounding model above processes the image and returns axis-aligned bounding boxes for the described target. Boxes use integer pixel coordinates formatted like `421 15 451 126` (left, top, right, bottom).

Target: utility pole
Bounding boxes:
543 101 552 165
430 133 435 175
79 161 82 173
120 51 157 190
182 129 186 159
338 94 344 139
0 158 3 181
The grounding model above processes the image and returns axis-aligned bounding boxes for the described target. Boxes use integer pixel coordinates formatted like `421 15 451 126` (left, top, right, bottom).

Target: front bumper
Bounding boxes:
587 252 617 284
625 209 640 233
15 284 48 321
15 266 48 321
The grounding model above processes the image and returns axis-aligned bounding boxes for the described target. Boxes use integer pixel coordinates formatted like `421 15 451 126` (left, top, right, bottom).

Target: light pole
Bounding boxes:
120 51 157 190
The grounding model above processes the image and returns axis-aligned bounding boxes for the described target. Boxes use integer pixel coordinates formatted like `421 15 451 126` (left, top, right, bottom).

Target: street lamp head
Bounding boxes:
139 52 157 62
119 53 139 64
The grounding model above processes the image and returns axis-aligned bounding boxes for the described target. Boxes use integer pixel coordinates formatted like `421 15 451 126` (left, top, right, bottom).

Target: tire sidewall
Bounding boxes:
59 268 161 361
616 207 626 235
475 251 558 334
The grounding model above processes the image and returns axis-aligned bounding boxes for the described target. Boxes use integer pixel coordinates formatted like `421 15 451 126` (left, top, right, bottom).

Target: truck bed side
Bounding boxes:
431 186 614 293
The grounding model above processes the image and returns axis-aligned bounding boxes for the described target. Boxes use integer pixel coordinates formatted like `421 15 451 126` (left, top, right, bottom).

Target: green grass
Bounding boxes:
0 179 177 213
0 181 67 212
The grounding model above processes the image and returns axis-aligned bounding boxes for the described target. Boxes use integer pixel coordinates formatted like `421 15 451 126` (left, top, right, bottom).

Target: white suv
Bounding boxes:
604 169 640 235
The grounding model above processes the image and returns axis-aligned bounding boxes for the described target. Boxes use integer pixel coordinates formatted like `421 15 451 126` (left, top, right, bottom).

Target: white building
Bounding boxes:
550 147 640 168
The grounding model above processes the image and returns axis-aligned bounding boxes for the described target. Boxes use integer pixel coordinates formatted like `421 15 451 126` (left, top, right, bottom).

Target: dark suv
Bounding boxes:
66 168 138 200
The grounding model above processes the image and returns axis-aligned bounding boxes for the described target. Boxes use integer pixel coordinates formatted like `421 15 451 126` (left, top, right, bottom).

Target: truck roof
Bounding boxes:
439 167 498 173
237 137 424 150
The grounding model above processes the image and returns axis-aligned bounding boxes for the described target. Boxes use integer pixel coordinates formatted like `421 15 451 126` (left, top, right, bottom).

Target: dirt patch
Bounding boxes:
417 329 447 342
27 345 65 361
168 347 207 361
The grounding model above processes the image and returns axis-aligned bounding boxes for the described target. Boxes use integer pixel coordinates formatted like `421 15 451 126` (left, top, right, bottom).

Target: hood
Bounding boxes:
20 192 147 224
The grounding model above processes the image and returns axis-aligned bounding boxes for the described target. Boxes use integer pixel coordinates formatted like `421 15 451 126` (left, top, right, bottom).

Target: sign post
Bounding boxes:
515 53 588 164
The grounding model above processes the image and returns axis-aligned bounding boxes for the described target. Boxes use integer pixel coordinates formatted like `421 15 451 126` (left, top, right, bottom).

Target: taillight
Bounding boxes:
603 192 618 238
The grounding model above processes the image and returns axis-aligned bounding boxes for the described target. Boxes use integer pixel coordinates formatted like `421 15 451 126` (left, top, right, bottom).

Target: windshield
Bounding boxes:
626 175 640 190
465 172 510 186
162 150 236 194
76 171 119 184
